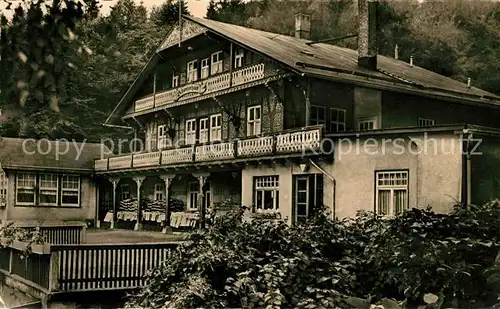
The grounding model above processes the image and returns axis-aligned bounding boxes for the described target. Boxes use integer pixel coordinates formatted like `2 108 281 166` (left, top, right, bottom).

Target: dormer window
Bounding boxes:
211 51 223 74
234 49 244 68
187 60 198 82
201 58 210 79
172 75 179 88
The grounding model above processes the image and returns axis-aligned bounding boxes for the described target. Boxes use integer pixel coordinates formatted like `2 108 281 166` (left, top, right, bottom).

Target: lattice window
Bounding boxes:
210 114 222 141
61 175 80 207
330 108 346 132
16 173 36 205
254 176 279 211
247 105 261 136
376 171 409 216
418 118 435 127
211 51 223 74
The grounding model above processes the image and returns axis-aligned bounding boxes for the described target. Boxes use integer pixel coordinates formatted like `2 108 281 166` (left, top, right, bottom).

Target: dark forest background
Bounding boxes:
0 0 499 142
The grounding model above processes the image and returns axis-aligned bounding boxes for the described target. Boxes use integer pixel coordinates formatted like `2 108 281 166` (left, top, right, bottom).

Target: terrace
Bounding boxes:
94 125 324 173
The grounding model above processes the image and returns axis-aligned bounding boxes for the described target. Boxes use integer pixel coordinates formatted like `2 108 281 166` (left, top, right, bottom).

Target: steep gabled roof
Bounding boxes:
104 16 500 126
0 137 111 173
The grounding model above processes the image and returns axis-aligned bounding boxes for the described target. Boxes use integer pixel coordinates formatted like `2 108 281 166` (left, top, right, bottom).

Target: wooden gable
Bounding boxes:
157 20 207 52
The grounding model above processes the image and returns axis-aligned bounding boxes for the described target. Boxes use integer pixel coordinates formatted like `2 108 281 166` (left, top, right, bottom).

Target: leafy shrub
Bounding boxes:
127 201 500 309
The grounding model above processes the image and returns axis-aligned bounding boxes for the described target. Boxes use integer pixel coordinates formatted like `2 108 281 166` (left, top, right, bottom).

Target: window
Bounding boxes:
188 182 199 211
376 171 409 216
357 117 378 131
293 174 323 223
16 173 36 205
0 172 7 207
199 118 209 143
61 175 80 207
211 51 223 74
120 184 130 201
186 119 197 145
330 108 346 132
418 118 435 127
201 58 210 79
210 114 222 141
254 176 279 211
187 60 198 82
39 174 58 206
172 75 179 88
15 173 80 207
311 105 326 126
154 183 164 201
247 105 261 136
158 125 168 149
234 49 244 68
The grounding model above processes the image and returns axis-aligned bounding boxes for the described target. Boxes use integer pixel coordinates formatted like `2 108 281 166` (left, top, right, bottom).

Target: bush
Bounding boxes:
126 201 500 309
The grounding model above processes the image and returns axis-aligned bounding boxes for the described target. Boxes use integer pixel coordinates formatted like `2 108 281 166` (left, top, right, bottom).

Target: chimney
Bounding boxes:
295 13 311 40
358 0 378 70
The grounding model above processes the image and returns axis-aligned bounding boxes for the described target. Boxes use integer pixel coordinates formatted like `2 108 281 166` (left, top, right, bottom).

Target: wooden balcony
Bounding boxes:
94 126 324 173
132 63 269 114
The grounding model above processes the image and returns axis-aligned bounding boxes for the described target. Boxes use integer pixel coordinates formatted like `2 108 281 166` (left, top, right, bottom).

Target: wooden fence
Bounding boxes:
0 241 179 294
14 223 87 245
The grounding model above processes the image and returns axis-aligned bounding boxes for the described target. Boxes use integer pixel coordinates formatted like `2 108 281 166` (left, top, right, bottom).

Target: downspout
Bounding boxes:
462 130 472 206
305 80 311 127
308 159 336 219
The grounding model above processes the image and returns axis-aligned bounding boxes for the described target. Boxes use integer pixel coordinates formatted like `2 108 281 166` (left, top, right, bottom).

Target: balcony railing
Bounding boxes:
133 63 267 113
94 126 324 172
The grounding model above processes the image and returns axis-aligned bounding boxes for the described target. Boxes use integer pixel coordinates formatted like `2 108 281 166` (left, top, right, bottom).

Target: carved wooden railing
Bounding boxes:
132 63 268 113
94 126 323 172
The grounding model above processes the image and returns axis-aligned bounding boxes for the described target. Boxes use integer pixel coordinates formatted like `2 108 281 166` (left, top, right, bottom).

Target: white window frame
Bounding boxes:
186 119 197 145
187 182 199 211
157 125 168 149
210 114 222 141
120 184 130 201
330 108 346 132
200 58 210 79
187 60 198 82
0 172 8 208
61 175 80 207
247 105 261 136
254 176 279 212
234 49 244 68
39 174 59 206
172 75 179 88
357 117 378 131
375 171 409 216
199 118 209 143
211 51 223 74
16 173 36 205
311 105 326 126
154 183 164 201
418 118 435 127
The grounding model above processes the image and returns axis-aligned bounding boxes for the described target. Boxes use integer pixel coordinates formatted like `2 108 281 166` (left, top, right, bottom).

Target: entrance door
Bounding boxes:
293 174 324 224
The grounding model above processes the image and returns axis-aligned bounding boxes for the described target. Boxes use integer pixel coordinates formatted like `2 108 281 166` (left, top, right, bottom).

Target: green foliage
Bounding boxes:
127 201 500 308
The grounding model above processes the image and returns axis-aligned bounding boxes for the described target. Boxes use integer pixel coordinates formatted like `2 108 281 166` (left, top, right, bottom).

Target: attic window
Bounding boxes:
301 50 314 57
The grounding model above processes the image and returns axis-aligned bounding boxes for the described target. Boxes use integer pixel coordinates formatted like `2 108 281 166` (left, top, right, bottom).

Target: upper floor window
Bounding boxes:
188 181 199 211
154 183 164 201
311 105 326 126
16 173 36 205
211 51 223 74
199 118 209 143
120 184 130 201
357 117 378 131
158 125 168 149
247 105 261 136
187 60 198 82
234 49 244 68
330 108 346 133
254 176 279 212
201 58 210 79
0 172 7 207
376 171 408 216
418 118 435 127
186 119 197 145
210 114 222 141
172 75 179 88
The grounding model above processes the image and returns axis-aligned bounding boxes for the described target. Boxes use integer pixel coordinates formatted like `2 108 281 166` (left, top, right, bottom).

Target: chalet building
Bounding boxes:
95 1 500 230
0 137 106 225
